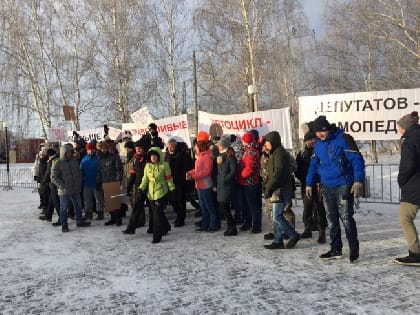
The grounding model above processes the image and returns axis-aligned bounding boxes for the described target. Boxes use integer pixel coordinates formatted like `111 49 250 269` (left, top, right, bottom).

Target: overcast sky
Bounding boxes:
301 0 326 37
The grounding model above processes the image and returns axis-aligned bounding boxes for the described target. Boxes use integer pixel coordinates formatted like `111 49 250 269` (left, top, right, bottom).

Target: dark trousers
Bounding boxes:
126 193 146 232
301 185 327 231
46 183 60 218
171 187 187 223
39 183 50 209
219 201 235 228
150 196 170 241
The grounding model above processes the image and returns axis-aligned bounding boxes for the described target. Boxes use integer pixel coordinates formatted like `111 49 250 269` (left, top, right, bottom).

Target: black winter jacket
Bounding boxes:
263 131 294 197
398 124 420 206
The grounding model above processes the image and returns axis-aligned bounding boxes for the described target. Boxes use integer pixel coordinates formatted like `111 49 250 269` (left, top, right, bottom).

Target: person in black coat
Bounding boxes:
394 111 420 266
143 123 164 149
295 131 327 243
123 138 148 234
215 135 237 236
165 139 193 227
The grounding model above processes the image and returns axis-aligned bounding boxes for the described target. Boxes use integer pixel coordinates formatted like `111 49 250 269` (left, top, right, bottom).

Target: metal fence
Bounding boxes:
0 164 401 204
0 167 37 189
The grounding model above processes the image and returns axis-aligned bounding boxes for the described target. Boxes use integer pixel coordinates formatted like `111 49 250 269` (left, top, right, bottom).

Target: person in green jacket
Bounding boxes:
139 147 175 243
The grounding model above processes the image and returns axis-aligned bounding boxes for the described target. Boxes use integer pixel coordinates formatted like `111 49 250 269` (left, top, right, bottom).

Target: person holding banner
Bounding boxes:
394 112 420 266
143 123 164 149
306 116 365 263
97 141 124 226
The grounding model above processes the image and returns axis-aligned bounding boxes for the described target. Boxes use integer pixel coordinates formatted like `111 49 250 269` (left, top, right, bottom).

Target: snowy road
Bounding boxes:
0 188 419 314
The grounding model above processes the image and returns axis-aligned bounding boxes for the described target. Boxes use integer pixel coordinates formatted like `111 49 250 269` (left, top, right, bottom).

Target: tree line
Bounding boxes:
0 0 418 146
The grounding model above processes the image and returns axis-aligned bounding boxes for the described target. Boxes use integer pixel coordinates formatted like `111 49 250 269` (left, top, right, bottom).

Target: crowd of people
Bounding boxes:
32 113 420 266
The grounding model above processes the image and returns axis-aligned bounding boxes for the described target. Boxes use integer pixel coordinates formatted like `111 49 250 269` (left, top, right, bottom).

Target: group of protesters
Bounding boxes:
32 112 420 266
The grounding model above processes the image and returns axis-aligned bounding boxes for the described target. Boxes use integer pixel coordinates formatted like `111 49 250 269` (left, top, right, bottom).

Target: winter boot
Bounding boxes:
96 212 104 220
319 249 343 259
349 246 359 263
264 242 285 249
394 251 420 266
300 229 312 239
285 234 300 249
264 233 274 240
52 220 61 227
224 226 238 236
83 212 93 220
39 214 52 221
62 224 69 233
317 229 326 244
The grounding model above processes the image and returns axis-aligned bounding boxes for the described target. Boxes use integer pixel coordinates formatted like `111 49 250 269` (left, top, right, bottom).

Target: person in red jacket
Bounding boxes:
187 132 217 232
237 132 261 233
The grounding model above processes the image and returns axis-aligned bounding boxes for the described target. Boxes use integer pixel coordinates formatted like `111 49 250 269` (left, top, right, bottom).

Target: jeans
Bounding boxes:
240 184 261 229
197 187 217 230
322 185 359 252
59 193 83 225
272 191 298 244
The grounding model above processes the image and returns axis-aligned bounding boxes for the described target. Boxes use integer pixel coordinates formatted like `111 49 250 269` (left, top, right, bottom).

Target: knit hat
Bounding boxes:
242 132 254 144
196 131 210 142
63 143 74 153
124 140 135 150
46 148 56 157
313 116 331 132
303 131 317 142
397 111 419 130
85 142 96 151
217 134 231 148
249 129 259 142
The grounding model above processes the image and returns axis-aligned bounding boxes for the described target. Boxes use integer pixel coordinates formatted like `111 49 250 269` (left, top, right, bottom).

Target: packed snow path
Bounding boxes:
0 189 419 314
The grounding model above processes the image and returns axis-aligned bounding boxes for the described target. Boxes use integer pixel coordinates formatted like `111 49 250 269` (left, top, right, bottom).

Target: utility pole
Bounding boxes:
192 51 198 134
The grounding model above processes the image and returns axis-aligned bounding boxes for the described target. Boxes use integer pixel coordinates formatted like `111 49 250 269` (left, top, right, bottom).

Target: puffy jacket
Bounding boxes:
398 124 420 206
139 147 175 200
263 131 294 196
306 126 365 188
237 143 260 186
80 153 99 188
187 150 214 189
51 153 82 196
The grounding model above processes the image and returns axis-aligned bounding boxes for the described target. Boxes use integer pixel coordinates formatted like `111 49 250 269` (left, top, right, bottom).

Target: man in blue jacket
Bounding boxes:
80 142 104 220
306 116 365 263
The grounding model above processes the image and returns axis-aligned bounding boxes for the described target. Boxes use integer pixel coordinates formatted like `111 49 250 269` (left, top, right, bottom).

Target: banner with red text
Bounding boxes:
198 108 292 149
122 114 190 147
298 88 420 140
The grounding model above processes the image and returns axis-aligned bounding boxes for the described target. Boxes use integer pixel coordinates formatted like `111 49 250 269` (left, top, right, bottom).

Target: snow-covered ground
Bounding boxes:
0 188 419 314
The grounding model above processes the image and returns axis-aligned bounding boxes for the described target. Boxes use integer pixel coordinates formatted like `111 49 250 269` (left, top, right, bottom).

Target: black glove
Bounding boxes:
137 189 146 200
96 183 102 192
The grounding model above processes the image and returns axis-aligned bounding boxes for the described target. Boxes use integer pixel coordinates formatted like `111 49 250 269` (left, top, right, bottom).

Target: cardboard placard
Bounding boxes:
102 181 121 212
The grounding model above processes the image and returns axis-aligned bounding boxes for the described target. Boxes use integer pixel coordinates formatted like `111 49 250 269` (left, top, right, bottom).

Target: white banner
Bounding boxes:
47 127 69 142
122 114 191 147
299 88 420 140
198 108 292 149
68 126 121 142
130 106 154 125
